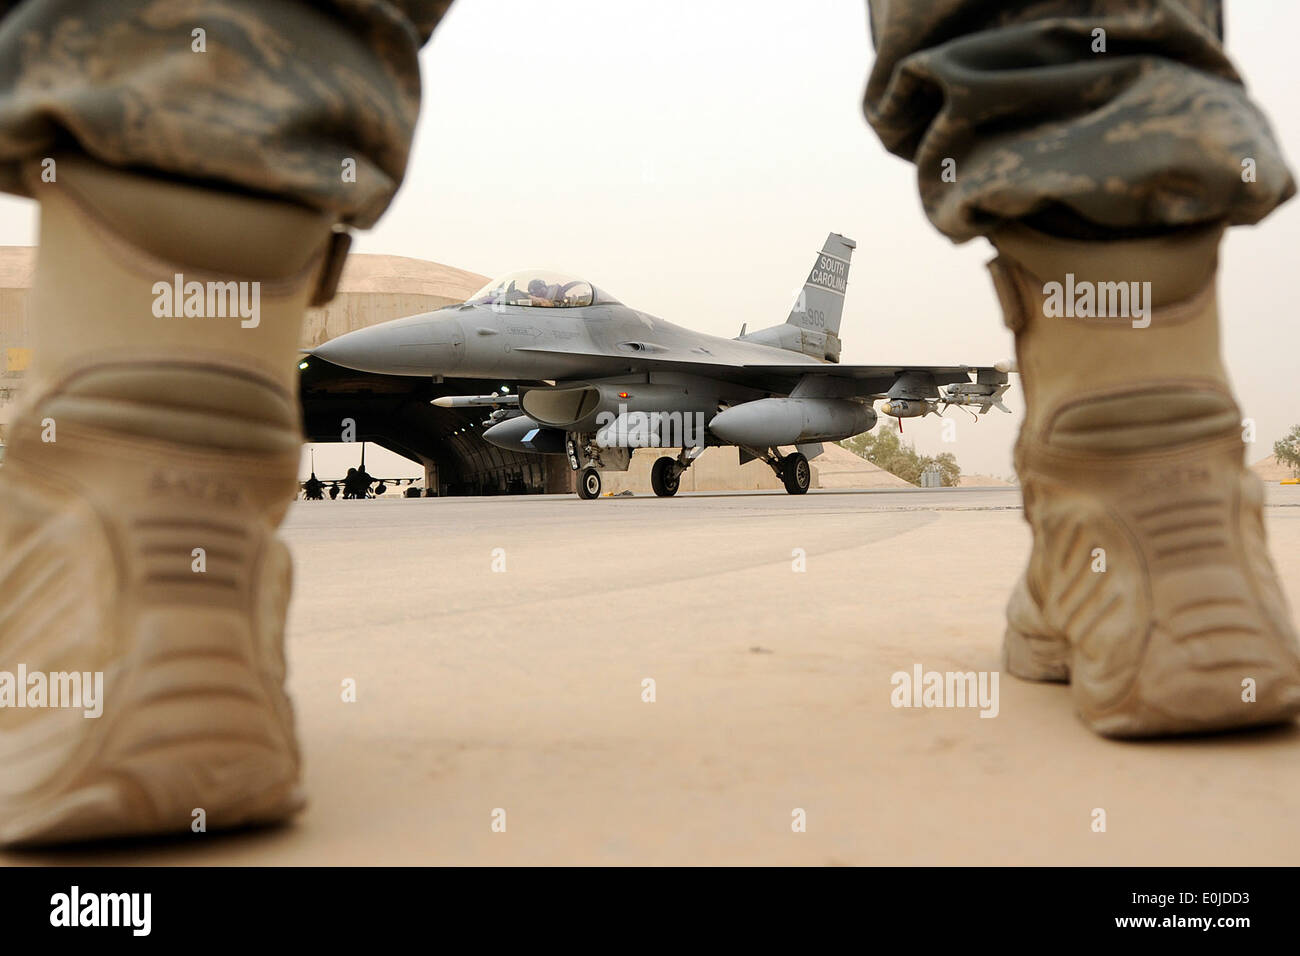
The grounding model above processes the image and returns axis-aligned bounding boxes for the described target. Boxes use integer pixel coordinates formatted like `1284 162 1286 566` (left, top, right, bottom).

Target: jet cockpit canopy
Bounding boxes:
467 270 606 309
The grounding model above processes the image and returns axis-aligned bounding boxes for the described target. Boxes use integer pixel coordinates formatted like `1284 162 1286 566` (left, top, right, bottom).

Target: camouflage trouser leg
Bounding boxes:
864 0 1295 241
0 0 450 228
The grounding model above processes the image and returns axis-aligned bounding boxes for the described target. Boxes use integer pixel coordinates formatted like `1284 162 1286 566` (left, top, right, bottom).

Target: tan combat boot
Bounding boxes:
0 156 337 844
990 225 1300 738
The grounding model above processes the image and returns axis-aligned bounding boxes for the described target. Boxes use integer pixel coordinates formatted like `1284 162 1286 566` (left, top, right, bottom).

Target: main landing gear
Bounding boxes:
747 447 811 495
650 457 679 497
565 437 709 501
781 452 811 495
649 446 704 497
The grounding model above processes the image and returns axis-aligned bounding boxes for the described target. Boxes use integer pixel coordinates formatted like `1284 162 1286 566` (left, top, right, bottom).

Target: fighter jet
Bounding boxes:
309 234 1012 499
297 443 419 499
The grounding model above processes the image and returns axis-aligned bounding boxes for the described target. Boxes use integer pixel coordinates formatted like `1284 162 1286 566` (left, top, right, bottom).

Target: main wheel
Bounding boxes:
577 467 602 499
650 456 681 497
781 452 810 495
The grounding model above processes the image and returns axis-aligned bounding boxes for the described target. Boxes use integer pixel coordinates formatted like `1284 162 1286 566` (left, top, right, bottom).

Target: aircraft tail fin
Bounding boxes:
787 233 854 338
738 233 854 363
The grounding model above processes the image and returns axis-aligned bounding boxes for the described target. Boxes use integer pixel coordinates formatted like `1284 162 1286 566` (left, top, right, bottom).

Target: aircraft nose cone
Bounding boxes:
309 326 389 373
310 311 465 375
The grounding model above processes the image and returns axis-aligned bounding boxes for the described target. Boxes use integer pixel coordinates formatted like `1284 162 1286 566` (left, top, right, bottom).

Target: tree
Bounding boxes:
1276 424 1300 478
925 451 961 487
838 426 963 487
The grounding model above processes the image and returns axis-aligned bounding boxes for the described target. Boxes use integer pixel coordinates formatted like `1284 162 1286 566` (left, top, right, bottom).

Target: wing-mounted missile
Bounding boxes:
938 362 1015 416
939 381 1011 415
430 392 520 409
879 370 942 430
431 391 523 428
879 362 1015 429
878 398 940 420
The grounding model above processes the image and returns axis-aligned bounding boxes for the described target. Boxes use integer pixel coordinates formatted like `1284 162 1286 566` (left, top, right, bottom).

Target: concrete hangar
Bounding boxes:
295 253 574 495
1 248 900 496
0 246 565 495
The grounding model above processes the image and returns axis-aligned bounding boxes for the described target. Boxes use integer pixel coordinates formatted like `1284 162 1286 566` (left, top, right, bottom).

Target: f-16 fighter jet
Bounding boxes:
309 234 1012 499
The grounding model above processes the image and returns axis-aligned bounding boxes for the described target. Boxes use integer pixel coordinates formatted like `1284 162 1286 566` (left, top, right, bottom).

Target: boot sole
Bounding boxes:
0 425 303 846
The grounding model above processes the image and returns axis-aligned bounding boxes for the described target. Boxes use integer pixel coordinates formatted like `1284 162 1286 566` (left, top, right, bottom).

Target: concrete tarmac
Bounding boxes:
9 485 1300 865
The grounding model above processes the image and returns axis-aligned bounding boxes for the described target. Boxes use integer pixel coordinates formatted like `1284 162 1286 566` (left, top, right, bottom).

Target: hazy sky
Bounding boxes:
2 0 1296 480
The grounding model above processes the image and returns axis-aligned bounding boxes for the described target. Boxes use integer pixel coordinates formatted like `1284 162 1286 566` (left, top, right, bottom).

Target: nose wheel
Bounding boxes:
577 467 602 499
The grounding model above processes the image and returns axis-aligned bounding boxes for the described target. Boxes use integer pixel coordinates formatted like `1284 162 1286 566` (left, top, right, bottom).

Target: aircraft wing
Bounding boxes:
510 345 1009 399
741 363 992 397
301 476 417 485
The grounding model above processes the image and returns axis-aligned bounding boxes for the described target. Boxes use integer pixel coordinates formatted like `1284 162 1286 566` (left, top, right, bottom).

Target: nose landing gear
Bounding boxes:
577 466 602 499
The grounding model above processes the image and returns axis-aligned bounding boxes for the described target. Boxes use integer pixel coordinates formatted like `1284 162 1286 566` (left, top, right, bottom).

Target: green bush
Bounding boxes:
839 425 961 487
1275 424 1300 478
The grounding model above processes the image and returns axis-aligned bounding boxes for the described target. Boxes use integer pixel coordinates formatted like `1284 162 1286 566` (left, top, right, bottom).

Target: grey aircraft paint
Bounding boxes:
308 233 1013 498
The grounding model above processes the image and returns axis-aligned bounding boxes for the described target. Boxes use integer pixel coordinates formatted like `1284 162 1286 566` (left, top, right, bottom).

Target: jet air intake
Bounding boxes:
708 398 875 447
520 383 716 434
520 386 602 430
